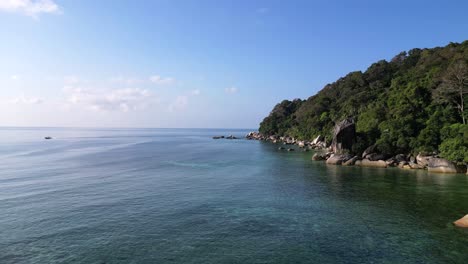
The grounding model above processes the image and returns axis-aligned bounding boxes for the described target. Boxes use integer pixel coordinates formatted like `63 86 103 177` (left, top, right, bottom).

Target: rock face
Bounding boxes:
326 154 352 165
427 158 458 173
331 118 356 154
359 159 388 168
454 215 468 228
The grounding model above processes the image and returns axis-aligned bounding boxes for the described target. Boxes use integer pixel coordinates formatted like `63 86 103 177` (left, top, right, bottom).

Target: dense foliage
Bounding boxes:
259 41 468 162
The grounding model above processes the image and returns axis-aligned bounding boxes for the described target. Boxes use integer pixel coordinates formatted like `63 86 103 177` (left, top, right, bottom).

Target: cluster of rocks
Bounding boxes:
213 135 238 140
312 152 465 173
245 132 327 150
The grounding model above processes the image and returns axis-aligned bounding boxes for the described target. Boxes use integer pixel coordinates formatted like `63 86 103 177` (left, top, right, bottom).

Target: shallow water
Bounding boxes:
0 128 467 264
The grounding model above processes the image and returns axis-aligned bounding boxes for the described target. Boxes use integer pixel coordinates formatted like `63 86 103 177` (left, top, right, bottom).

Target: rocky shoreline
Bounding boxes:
245 121 468 175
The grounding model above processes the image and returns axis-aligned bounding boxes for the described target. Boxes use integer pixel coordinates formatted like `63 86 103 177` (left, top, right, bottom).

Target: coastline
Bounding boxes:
245 131 468 175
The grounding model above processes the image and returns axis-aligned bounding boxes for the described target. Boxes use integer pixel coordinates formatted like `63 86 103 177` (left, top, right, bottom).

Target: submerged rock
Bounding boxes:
454 215 468 228
287 148 295 152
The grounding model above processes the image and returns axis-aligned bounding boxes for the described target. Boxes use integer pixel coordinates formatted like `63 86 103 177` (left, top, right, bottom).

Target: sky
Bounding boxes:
0 0 467 128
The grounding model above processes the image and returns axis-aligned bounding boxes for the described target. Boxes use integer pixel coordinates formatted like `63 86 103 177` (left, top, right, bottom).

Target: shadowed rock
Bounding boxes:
331 118 355 154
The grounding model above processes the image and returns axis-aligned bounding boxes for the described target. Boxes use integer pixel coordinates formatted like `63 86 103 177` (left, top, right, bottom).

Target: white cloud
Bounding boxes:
168 95 188 112
64 86 154 112
225 86 238 94
149 75 175 85
191 89 200 96
11 94 43 104
0 0 61 18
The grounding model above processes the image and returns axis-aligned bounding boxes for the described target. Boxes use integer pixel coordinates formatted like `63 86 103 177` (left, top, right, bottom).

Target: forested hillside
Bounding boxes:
259 41 468 163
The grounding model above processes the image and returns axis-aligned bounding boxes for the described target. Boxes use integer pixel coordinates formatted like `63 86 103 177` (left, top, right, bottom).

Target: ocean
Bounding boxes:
0 127 467 263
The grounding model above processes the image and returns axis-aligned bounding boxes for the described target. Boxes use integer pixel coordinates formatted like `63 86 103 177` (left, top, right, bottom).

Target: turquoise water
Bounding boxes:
0 128 467 264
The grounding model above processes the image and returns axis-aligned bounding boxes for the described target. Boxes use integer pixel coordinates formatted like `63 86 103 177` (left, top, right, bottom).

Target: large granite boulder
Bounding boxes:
331 118 356 154
454 215 468 228
326 154 352 165
427 158 458 173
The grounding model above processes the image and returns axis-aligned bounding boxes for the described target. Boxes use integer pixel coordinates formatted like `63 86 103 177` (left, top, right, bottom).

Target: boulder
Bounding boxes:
360 159 388 168
326 154 352 165
395 154 407 162
312 135 323 145
454 215 468 228
408 162 424 169
402 164 412 170
427 158 458 174
287 148 295 152
366 153 387 161
297 141 305 148
312 153 326 161
278 147 285 150
385 158 397 166
355 160 362 166
343 156 359 166
331 118 356 154
362 144 377 159
416 153 433 167
398 161 408 169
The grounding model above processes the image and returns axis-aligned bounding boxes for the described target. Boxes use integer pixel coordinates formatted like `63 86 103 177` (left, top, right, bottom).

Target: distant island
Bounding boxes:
253 41 468 174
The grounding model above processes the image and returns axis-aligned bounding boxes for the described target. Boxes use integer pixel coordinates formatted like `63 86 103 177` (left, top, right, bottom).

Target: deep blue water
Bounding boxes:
0 128 467 264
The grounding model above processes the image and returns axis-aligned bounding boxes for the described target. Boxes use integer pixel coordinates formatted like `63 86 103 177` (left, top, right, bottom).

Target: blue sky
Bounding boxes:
0 0 467 128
